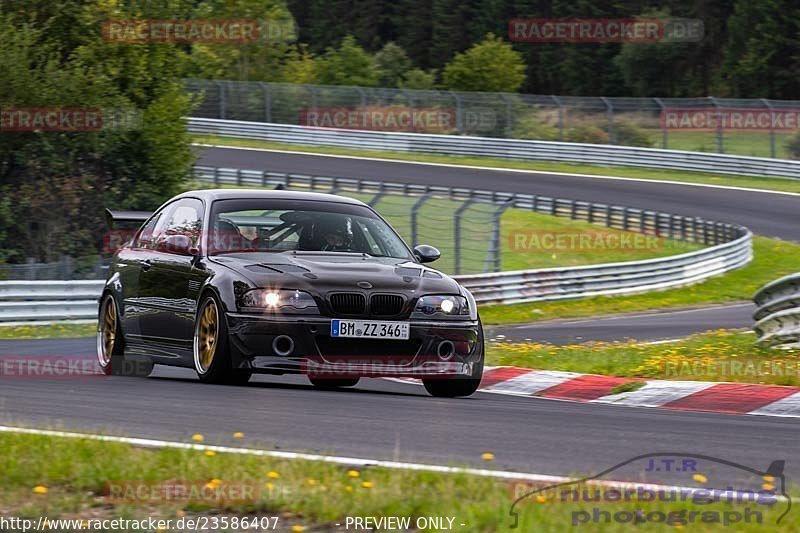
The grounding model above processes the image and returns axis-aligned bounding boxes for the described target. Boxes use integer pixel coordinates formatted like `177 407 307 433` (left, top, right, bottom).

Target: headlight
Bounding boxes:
413 295 469 318
239 289 318 313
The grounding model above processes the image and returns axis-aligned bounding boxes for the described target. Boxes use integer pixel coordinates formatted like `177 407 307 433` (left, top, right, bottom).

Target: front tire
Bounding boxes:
422 319 484 398
194 293 252 385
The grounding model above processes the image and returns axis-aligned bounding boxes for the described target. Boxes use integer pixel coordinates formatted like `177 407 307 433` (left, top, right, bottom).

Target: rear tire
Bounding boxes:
308 377 360 389
422 318 484 398
194 293 252 385
97 293 153 377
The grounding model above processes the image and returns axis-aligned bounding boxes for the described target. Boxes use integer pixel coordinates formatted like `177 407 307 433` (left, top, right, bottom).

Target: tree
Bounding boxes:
400 69 438 90
0 2 193 262
442 33 525 92
374 42 412 87
315 35 380 86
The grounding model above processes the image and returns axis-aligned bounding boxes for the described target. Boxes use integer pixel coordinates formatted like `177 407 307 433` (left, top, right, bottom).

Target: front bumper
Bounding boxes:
226 313 481 378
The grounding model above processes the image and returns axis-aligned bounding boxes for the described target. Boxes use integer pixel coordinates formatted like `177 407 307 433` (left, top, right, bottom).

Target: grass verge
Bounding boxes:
480 236 800 325
487 329 800 387
193 134 800 195
0 322 96 340
1 432 795 531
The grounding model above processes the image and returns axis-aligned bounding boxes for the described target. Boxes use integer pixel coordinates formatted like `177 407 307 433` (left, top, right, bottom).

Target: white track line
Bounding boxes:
194 143 800 198
0 424 779 502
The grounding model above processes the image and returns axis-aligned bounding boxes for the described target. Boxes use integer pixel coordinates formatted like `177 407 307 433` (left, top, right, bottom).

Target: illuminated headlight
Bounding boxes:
239 289 318 313
413 295 469 317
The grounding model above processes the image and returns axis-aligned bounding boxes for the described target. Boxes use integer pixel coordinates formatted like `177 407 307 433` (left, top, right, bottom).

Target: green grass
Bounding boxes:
193 134 800 194
480 236 800 325
1 432 795 531
0 322 96 339
487 329 800 387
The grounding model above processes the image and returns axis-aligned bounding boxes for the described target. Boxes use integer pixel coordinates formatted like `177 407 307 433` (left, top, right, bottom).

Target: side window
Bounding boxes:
155 198 204 251
133 212 162 249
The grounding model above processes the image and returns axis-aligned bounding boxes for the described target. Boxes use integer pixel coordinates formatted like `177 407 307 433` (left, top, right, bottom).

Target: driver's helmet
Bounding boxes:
316 215 353 251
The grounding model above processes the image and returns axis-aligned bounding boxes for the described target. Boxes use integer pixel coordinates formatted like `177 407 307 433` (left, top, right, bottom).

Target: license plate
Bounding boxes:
331 319 410 340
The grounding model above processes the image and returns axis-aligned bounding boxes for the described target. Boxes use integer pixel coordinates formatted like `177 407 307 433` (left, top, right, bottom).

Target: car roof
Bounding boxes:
175 188 368 206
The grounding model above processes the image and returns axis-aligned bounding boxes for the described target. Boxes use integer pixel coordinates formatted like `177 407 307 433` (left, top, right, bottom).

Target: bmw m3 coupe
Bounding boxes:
98 189 484 397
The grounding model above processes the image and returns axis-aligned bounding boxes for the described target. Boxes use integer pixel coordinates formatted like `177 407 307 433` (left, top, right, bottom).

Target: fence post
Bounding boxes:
601 97 615 144
262 82 272 123
709 96 723 153
501 93 513 135
551 95 564 141
654 97 667 149
761 98 776 158
215 80 226 120
450 91 462 134
410 193 433 247
453 198 476 275
486 200 513 273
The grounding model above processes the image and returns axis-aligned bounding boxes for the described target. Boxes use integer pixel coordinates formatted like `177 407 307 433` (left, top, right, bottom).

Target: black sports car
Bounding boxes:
98 189 484 397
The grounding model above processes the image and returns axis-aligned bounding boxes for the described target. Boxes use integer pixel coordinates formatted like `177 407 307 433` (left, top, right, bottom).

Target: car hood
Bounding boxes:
211 252 463 295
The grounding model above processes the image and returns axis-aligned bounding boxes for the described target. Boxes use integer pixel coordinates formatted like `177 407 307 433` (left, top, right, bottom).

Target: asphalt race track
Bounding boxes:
3 146 799 486
0 338 797 488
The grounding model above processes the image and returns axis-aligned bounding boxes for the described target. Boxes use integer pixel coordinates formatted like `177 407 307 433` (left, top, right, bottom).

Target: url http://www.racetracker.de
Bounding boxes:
0 515 282 531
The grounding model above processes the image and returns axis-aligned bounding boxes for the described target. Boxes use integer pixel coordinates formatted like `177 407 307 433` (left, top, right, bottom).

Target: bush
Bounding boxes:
606 122 654 147
511 109 559 141
786 132 800 160
564 125 609 144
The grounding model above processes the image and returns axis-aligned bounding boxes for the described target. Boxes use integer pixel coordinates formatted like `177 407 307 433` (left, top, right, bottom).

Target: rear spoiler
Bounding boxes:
104 208 152 229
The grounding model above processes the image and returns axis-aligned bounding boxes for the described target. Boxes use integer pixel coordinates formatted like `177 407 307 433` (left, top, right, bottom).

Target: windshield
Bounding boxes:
208 198 413 260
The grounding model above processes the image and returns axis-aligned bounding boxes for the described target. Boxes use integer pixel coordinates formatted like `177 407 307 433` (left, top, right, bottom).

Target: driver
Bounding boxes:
318 217 353 251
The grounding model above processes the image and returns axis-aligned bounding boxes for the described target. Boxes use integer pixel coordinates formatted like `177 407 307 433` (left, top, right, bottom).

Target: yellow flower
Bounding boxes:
345 486 353 493
204 450 216 457
267 471 280 479
33 485 48 495
763 475 775 483
265 482 275 491
361 481 373 488
232 432 245 439
291 526 306 533
693 474 707 483
481 452 495 461
763 483 775 491
347 470 360 478
535 494 547 503
192 434 204 442
306 479 318 486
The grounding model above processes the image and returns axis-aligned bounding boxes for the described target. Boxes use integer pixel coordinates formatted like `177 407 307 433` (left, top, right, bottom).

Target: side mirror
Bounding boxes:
413 244 441 263
160 234 195 256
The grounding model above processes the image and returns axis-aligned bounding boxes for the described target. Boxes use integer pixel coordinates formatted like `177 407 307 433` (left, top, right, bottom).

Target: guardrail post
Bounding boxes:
454 198 476 274
410 193 433 247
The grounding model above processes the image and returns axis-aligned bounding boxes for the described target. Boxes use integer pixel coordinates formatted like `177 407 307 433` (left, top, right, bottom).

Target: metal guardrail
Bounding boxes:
753 274 800 349
188 118 800 179
185 79 800 159
0 281 104 322
0 169 752 322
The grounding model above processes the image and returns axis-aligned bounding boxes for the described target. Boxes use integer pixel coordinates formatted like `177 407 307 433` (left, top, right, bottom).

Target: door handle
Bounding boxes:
140 259 152 271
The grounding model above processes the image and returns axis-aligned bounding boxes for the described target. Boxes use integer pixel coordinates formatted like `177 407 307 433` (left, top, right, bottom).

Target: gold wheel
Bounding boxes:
99 296 116 366
196 299 219 372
